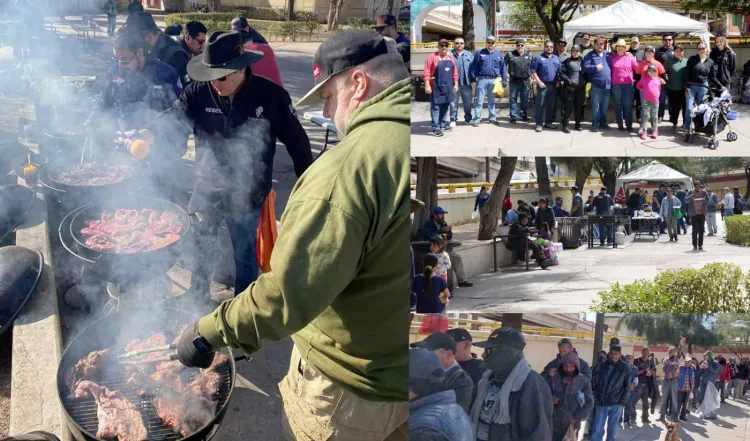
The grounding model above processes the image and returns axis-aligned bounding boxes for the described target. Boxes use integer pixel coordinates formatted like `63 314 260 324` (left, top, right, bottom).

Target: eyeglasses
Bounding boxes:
486 41 495 45
545 45 554 49
516 44 524 47
698 47 706 51
114 55 135 64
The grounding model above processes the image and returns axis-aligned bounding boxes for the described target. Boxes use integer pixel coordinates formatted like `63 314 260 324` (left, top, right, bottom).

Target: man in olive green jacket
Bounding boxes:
176 31 411 440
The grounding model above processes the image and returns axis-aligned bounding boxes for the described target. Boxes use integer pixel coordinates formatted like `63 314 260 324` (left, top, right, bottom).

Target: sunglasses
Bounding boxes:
486 41 495 44
516 44 524 47
455 42 464 45
698 47 706 51
664 38 673 41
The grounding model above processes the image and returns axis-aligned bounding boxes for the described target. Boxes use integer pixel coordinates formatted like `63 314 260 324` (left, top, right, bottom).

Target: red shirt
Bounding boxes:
244 42 283 87
637 59 665 77
423 52 458 87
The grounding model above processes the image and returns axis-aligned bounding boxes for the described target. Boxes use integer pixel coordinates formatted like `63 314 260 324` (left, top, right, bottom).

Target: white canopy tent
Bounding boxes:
562 0 711 47
616 160 694 190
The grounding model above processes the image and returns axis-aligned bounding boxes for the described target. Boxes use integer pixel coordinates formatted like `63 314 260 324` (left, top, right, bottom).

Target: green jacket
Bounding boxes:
198 78 411 402
666 57 688 91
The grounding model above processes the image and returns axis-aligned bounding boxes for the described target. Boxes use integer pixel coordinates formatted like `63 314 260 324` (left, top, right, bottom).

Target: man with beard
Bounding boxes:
590 345 632 441
175 30 410 440
181 21 207 59
547 352 594 441
632 347 656 424
628 37 645 119
542 338 592 381
470 328 553 441
411 332 474 412
409 348 473 441
87 26 185 203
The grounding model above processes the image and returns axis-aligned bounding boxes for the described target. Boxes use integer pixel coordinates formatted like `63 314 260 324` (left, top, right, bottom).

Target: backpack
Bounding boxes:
735 196 744 213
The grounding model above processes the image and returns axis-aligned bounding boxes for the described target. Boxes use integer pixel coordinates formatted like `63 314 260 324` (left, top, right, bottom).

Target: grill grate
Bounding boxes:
62 363 232 441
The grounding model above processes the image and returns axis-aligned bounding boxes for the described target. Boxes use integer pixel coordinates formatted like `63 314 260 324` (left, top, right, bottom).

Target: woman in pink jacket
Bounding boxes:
610 39 639 132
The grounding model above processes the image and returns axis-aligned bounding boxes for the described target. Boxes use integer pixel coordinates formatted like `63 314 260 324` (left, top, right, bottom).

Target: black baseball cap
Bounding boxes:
447 328 472 343
231 16 249 30
474 327 526 350
372 14 397 29
410 332 457 352
297 30 390 106
125 11 159 33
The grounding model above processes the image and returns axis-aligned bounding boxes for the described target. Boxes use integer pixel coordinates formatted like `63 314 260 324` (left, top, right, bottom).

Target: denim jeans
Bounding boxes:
451 84 473 123
430 92 450 131
188 190 262 296
659 84 668 119
725 209 734 218
660 378 679 420
107 15 117 36
474 77 496 122
685 84 707 130
707 212 717 233
590 85 611 128
599 221 613 244
509 80 529 120
591 405 623 441
535 82 556 126
611 84 634 127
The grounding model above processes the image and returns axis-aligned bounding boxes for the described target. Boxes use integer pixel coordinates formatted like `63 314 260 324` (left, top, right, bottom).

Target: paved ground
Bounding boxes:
411 98 750 157
448 215 750 313
578 394 750 440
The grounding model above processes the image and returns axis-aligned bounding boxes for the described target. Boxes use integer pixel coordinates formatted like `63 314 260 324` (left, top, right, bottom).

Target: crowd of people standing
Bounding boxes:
410 329 743 441
423 33 736 141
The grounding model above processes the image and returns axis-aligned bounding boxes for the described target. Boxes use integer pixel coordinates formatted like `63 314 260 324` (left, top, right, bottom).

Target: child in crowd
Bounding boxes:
538 222 553 241
429 235 451 282
636 64 665 139
412 253 450 333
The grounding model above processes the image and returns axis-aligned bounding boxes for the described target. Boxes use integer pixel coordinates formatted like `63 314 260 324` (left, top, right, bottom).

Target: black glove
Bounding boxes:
176 322 216 368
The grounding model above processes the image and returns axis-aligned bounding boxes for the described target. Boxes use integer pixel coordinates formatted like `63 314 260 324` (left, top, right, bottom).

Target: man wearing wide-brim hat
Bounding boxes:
178 30 412 440
160 30 312 308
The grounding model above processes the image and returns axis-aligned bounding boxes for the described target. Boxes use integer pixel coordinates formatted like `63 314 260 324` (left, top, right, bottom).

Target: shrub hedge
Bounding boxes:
592 262 750 313
165 13 322 41
726 215 750 246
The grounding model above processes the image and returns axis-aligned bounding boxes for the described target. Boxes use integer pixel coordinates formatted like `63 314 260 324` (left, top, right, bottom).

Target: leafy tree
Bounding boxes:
716 314 750 358
554 157 594 192
617 314 720 354
526 0 581 42
478 157 519 240
682 0 750 16
463 0 475 52
592 158 626 197
505 2 549 35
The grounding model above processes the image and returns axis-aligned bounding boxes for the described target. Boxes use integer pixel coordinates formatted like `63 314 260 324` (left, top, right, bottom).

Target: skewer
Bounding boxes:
117 344 176 360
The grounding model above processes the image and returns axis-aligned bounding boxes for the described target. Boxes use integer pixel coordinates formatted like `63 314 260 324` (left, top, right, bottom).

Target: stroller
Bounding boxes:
686 85 738 149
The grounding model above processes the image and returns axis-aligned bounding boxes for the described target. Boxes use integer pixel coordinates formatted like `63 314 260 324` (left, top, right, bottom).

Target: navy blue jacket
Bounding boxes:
175 74 313 209
531 53 561 83
583 50 612 89
410 390 474 441
470 48 507 83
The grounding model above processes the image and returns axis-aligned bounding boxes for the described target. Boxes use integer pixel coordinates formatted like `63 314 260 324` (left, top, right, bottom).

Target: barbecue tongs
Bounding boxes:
117 344 178 365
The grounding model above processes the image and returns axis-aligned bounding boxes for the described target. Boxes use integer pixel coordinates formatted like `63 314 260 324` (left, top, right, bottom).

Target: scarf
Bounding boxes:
470 357 532 429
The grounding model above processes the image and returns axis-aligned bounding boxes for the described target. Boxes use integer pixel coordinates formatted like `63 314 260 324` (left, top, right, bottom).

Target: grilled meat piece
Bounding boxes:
153 389 216 436
66 349 110 394
73 380 147 441
81 208 183 253
58 163 133 186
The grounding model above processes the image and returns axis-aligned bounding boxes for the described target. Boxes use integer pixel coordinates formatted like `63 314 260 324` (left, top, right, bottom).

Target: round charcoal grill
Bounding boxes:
57 309 237 441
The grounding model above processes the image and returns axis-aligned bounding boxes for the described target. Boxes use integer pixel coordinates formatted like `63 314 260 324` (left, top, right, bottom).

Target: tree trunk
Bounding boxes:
209 0 221 11
326 0 337 31
462 0 475 52
574 159 593 192
411 157 438 240
602 172 617 197
333 0 345 28
535 157 552 201
478 157 518 240
387 0 396 15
